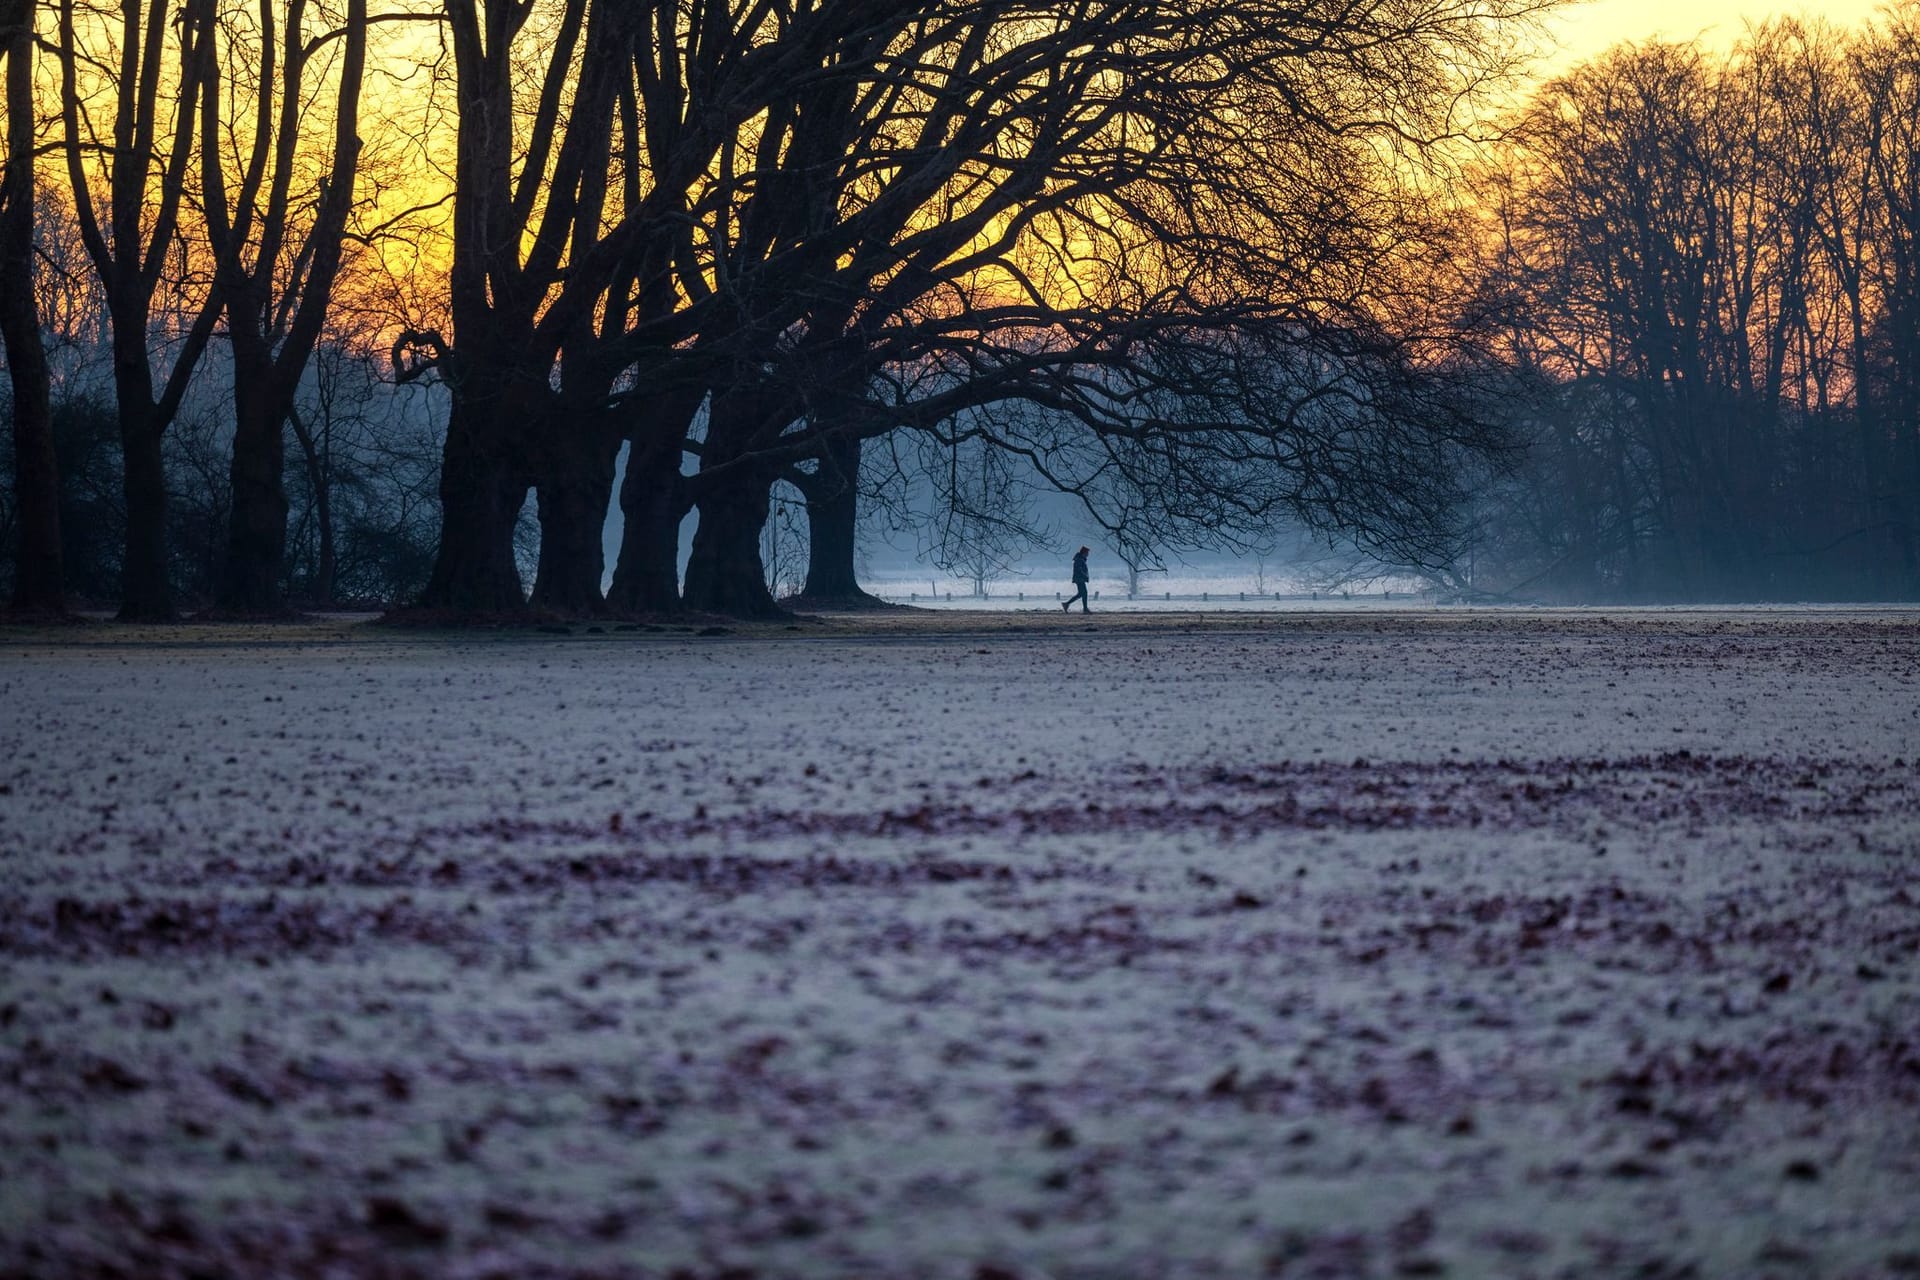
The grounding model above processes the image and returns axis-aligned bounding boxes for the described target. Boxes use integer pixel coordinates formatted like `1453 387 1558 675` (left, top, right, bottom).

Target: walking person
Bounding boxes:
1063 546 1091 613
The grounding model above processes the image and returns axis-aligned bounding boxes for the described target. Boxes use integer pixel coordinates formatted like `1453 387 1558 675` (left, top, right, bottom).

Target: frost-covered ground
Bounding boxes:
2 609 1917 1279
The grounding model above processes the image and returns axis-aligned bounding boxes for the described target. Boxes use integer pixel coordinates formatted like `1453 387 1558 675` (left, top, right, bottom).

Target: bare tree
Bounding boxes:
287 329 443 604
0 0 62 613
199 0 368 612
1855 8 1920 586
392 0 606 612
55 0 224 619
921 428 1046 599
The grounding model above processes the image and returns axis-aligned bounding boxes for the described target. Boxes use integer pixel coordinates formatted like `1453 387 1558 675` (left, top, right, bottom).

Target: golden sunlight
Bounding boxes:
1535 0 1890 72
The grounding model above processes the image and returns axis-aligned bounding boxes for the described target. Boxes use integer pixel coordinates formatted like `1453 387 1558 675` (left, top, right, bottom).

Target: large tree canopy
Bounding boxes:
389 0 1544 616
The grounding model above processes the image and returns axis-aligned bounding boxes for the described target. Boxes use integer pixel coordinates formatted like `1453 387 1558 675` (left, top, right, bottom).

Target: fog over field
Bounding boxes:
2 609 1916 1278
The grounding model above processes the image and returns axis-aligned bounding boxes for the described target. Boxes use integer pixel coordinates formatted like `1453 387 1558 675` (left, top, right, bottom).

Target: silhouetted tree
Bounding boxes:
395 0 599 612
1854 9 1920 585
286 327 445 605
200 0 368 613
922 427 1047 599
55 0 224 619
0 0 62 613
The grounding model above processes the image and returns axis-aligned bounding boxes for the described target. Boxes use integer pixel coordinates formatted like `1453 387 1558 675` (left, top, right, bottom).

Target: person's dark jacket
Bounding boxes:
1072 551 1089 584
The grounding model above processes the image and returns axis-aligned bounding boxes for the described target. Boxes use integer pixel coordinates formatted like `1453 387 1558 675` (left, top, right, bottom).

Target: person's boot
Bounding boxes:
1062 600 1070 612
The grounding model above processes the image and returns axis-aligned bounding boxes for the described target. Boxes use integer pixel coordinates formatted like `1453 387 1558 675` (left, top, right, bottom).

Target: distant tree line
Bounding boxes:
1469 14 1920 600
8 1 1911 617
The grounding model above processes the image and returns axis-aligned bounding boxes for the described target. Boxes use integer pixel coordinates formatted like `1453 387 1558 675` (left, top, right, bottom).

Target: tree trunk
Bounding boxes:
287 404 334 605
111 307 174 621
59 0 224 622
530 425 619 613
607 438 685 614
683 469 782 617
797 434 878 602
218 360 289 612
315 487 335 604
801 479 862 598
418 391 530 613
1894 295 1920 596
3 329 61 613
1 0 62 614
117 409 172 621
607 381 706 615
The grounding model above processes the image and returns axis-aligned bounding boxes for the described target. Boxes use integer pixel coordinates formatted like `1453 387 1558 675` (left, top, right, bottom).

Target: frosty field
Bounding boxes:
2 609 1917 1279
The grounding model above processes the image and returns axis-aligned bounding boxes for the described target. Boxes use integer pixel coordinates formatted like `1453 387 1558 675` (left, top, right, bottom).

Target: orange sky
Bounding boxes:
1532 0 1890 73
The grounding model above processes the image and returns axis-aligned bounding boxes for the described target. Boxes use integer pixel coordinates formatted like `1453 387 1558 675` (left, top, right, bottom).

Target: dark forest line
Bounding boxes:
3 1 1918 620
1470 19 1920 601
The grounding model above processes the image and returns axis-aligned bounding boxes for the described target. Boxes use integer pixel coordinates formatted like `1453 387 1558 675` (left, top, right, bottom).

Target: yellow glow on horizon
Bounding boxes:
1529 0 1893 76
